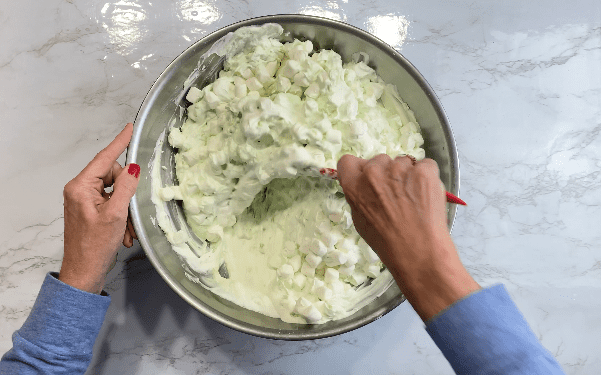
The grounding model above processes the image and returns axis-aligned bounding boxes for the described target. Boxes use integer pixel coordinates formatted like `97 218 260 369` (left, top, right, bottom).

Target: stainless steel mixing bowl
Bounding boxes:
127 14 459 340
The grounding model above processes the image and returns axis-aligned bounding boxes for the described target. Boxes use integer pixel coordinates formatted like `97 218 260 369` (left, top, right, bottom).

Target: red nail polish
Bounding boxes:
128 163 140 178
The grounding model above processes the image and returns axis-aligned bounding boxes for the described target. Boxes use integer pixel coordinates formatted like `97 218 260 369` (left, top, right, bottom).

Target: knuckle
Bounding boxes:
105 209 125 224
362 161 380 177
63 179 80 200
372 153 391 163
94 149 112 165
418 158 439 174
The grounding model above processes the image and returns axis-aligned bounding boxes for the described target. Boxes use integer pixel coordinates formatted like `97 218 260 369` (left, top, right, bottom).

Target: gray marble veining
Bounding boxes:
1 0 600 373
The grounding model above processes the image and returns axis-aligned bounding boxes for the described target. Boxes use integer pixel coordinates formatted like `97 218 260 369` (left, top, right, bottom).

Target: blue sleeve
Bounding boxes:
0 272 111 375
425 284 566 375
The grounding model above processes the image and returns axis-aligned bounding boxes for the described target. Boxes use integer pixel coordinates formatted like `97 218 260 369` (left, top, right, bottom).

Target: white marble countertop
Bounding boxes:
1 0 600 374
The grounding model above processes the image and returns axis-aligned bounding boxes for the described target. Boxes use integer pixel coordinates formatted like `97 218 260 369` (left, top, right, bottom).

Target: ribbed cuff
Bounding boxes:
17 272 111 357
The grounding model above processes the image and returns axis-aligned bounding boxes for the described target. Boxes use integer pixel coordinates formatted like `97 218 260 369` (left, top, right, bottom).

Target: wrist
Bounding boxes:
58 266 106 295
387 236 480 321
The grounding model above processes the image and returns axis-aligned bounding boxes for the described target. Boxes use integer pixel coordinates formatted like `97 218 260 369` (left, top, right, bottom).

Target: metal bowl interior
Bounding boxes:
127 14 459 340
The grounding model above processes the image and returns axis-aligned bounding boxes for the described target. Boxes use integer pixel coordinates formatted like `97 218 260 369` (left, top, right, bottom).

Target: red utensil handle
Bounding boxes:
445 191 467 206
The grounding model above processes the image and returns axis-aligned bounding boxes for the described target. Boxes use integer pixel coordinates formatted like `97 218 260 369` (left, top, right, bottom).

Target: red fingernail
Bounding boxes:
128 163 140 178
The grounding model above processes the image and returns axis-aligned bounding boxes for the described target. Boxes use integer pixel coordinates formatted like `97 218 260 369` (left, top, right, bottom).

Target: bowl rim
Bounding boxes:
127 13 459 340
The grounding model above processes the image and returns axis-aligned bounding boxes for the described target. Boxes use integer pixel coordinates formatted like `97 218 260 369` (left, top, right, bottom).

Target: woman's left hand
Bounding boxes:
59 123 140 294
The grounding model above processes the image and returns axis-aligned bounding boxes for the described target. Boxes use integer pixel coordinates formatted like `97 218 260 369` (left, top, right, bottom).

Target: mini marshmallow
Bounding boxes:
337 238 357 252
316 285 333 301
316 70 329 88
246 77 263 91
329 279 345 294
341 211 353 229
235 83 247 98
320 230 343 249
304 98 319 113
304 83 320 98
293 72 310 87
233 76 246 86
289 254 302 272
158 186 175 201
324 251 347 267
204 91 221 109
325 129 342 144
266 61 278 77
277 264 294 279
293 273 307 290
338 264 355 276
314 300 326 314
255 65 272 83
309 239 328 256
276 76 291 92
359 242 380 264
305 253 322 268
186 86 203 103
288 84 303 96
209 150 228 169
213 79 235 100
301 262 315 277
349 272 368 286
303 306 322 324
184 199 201 214
364 264 381 278
294 297 312 314
168 127 186 148
280 59 301 78
241 68 253 79
324 268 339 284
310 278 325 293
344 252 359 267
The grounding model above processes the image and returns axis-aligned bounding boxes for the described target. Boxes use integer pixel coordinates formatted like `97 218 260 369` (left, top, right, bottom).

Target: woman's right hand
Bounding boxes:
337 154 480 321
337 154 449 268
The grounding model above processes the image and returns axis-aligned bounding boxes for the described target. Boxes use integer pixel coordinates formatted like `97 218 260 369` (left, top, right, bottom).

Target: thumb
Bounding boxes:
107 163 140 215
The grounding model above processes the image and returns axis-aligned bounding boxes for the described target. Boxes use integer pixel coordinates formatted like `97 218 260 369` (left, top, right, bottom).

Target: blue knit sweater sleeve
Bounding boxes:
425 284 566 374
0 272 111 375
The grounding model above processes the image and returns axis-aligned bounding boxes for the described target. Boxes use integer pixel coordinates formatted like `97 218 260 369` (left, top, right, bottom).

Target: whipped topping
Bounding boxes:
151 23 425 324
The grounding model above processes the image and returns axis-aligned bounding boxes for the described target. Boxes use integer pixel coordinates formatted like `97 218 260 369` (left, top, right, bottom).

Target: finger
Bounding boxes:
390 156 413 181
415 157 439 175
106 163 141 217
363 154 392 171
393 154 416 169
361 154 391 184
337 154 366 192
102 161 124 189
127 214 138 240
81 123 134 179
123 228 133 248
